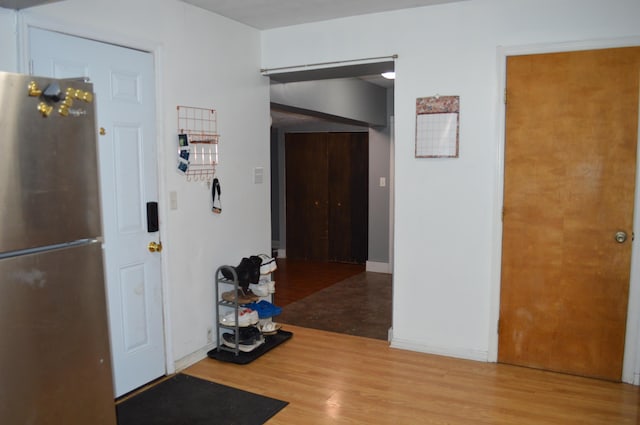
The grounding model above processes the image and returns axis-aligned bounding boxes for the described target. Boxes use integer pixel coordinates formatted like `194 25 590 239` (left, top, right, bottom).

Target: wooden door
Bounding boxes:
328 133 369 263
285 132 368 263
328 133 352 262
499 47 640 380
285 133 329 260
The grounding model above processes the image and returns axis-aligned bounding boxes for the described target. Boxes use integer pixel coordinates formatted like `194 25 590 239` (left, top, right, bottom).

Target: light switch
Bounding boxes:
379 177 386 187
254 167 264 184
169 191 178 210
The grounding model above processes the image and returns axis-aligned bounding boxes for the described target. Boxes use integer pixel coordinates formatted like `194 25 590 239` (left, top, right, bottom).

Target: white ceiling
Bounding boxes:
180 0 466 30
0 0 467 28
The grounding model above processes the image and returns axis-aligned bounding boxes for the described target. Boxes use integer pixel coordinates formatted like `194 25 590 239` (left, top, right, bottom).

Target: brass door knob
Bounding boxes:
148 241 163 252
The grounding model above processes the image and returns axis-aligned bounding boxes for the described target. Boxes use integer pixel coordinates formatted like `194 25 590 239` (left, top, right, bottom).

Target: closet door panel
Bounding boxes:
328 132 369 263
328 133 352 262
285 133 328 260
349 133 369 264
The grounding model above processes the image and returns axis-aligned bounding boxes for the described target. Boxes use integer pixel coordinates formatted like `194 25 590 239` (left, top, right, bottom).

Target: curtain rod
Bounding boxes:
260 54 398 75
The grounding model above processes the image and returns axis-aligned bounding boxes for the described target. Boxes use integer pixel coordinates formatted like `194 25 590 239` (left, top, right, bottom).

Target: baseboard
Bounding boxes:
366 261 391 274
390 337 489 362
173 343 216 372
277 249 286 258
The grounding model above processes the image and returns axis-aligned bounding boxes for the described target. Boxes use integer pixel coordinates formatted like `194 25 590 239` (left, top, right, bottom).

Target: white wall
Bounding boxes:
3 0 270 366
262 0 640 367
368 125 391 267
0 8 17 72
271 78 387 125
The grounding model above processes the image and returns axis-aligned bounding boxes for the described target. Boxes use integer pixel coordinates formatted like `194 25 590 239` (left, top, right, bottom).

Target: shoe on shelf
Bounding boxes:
246 300 282 319
219 265 237 281
247 256 263 281
258 319 282 335
258 276 276 293
222 334 265 352
257 253 277 274
233 325 262 342
222 327 264 352
249 282 270 297
221 288 259 304
221 257 260 286
219 307 259 327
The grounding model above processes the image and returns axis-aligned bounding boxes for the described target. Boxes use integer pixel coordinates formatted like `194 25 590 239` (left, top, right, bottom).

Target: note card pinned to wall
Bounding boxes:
415 96 460 158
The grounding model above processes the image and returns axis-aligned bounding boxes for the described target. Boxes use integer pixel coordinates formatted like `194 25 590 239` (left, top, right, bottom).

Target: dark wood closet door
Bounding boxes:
350 133 368 264
328 133 368 263
285 132 368 263
328 134 352 262
285 133 328 261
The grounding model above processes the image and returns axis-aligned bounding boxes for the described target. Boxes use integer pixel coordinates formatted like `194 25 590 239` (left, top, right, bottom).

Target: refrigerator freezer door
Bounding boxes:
0 71 102 255
0 242 116 425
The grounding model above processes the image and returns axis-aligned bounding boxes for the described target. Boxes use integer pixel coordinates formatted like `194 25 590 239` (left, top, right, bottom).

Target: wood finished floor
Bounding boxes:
273 258 365 307
186 325 640 424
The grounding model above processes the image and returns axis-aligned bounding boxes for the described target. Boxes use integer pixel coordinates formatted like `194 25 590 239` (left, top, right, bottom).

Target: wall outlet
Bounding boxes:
206 327 213 344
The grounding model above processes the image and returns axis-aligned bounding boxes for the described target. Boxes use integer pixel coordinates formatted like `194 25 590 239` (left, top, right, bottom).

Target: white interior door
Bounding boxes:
29 27 165 397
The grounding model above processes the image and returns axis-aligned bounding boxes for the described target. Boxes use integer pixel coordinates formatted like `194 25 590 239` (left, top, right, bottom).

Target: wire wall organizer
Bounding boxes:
177 105 219 182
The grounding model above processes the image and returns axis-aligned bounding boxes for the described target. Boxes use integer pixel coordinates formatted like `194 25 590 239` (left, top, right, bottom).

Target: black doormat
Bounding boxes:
116 374 288 425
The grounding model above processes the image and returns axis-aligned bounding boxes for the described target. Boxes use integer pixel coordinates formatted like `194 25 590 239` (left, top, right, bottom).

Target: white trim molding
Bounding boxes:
391 337 488 363
366 261 391 274
173 345 214 373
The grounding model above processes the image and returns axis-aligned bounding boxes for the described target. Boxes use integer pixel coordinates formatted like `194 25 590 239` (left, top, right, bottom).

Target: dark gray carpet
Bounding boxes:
277 271 392 340
116 374 288 425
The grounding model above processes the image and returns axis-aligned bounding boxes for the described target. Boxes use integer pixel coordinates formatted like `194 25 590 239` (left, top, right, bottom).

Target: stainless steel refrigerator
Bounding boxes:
0 71 116 424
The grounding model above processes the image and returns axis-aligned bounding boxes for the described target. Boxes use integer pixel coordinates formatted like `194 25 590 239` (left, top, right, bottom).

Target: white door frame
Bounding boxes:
490 36 640 385
16 14 175 377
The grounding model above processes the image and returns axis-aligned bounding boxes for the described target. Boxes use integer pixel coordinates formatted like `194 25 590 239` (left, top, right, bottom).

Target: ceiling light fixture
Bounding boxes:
381 71 396 80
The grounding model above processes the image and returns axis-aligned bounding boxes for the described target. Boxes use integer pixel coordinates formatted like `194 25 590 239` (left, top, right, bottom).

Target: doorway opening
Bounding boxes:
266 61 395 340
